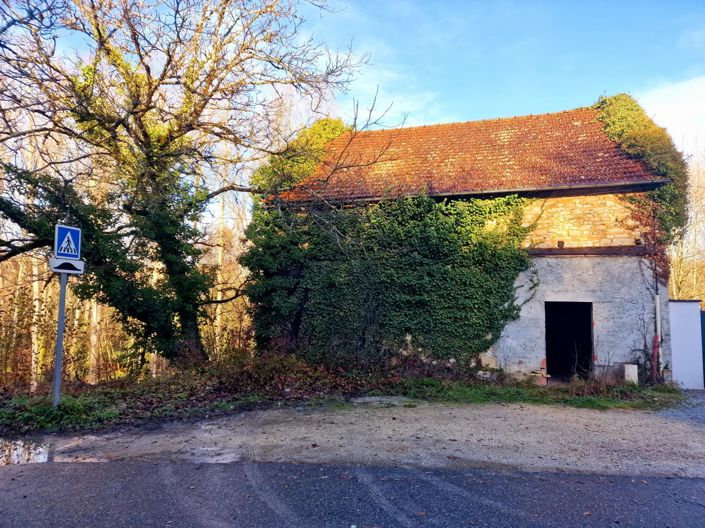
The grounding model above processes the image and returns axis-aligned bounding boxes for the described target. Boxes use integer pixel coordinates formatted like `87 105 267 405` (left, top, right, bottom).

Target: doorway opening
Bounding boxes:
545 302 593 380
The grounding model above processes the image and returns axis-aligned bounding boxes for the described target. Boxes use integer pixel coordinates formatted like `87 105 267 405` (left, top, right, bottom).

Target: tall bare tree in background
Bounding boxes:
0 0 359 370
670 157 705 303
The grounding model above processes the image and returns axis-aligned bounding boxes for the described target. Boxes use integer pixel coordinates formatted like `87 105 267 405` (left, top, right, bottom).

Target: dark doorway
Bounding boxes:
545 302 593 379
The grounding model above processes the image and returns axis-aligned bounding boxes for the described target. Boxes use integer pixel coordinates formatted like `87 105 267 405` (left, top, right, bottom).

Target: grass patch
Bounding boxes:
388 378 683 410
0 395 111 433
0 372 270 436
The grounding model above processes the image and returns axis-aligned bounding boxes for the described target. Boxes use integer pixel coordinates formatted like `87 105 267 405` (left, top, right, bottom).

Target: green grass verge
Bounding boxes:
0 392 266 436
0 373 266 436
389 378 683 410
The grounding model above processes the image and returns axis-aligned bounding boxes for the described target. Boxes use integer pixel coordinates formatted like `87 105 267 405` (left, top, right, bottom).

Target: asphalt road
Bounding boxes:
2 461 704 527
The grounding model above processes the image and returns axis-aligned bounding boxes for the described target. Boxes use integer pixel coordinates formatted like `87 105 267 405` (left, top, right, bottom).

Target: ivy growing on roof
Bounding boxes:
240 195 531 370
251 117 350 194
594 94 689 242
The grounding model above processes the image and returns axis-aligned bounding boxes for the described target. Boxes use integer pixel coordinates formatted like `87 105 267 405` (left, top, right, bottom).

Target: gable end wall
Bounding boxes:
523 193 643 249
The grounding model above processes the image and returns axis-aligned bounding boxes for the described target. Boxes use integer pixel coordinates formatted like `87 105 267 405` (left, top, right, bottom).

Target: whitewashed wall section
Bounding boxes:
489 256 671 378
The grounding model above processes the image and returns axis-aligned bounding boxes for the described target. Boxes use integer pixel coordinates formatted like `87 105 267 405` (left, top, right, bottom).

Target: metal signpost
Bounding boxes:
50 224 84 407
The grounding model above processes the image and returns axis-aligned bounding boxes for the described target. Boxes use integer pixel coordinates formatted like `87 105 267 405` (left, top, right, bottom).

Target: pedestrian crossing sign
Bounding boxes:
54 224 81 260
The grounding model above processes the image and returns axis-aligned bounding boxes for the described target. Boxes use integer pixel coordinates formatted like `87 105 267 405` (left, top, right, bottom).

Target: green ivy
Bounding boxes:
251 117 349 193
594 94 689 241
240 195 531 370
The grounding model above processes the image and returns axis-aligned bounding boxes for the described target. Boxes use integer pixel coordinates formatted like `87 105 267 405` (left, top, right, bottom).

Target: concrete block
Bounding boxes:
478 352 497 369
623 363 638 385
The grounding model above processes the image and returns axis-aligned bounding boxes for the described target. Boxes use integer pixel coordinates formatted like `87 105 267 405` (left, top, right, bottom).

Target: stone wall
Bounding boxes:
489 255 671 379
523 193 642 249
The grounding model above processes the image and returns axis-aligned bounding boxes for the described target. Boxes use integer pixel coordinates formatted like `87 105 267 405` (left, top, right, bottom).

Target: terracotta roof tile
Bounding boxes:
284 107 666 202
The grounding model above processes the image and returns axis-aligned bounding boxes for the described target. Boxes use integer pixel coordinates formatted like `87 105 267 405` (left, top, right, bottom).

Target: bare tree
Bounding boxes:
0 0 360 363
670 160 705 302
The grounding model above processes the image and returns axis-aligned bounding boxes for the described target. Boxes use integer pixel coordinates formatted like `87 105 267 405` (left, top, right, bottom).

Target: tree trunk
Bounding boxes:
174 315 208 366
9 259 25 378
30 256 42 392
214 191 226 353
88 299 99 383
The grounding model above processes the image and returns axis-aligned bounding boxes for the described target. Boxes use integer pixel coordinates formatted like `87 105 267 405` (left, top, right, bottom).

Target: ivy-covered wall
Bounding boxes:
241 196 531 370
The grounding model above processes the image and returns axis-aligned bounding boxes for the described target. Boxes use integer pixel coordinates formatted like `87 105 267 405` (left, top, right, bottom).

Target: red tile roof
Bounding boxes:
283 107 667 203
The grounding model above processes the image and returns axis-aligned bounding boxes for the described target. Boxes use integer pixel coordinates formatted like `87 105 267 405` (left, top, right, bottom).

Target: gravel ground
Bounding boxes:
655 390 705 424
36 391 705 477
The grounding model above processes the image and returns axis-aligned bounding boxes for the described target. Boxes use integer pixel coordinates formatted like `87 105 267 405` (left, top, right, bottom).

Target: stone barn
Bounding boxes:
285 103 673 380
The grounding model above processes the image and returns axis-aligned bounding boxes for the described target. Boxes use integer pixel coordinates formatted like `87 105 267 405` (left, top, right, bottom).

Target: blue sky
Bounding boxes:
306 0 705 159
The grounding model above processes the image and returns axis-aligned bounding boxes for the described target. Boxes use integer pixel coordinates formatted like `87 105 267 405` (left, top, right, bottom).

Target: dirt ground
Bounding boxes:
38 392 705 478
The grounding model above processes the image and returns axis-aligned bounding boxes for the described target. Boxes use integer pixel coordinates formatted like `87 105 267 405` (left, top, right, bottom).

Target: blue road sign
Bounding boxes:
54 224 81 260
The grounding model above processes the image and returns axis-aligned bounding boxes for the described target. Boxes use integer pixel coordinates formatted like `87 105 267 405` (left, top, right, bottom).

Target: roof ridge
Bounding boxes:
350 106 596 136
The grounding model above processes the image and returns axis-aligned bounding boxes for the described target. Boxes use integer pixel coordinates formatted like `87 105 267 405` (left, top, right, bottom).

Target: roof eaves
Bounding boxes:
285 178 668 205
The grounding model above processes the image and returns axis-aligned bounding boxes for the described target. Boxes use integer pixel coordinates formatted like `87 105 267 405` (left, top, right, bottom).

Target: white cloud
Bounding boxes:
310 2 456 129
327 33 455 128
335 60 450 129
637 76 705 165
679 26 705 51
